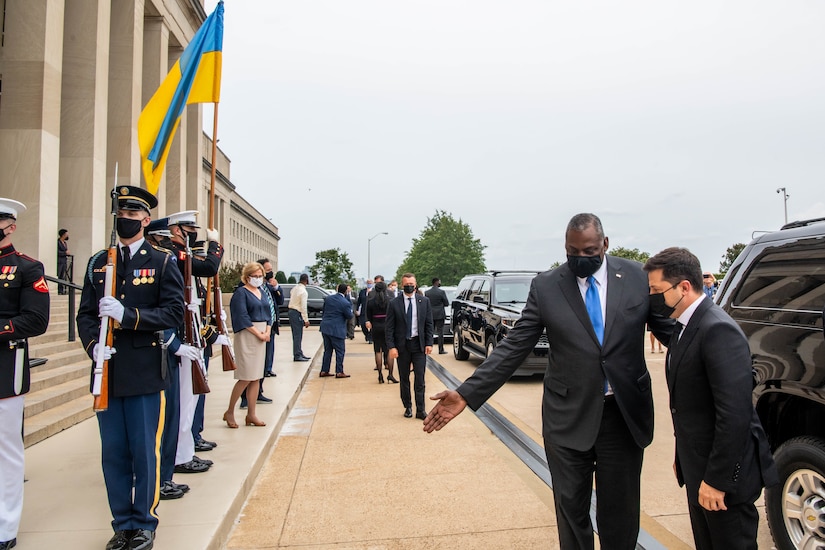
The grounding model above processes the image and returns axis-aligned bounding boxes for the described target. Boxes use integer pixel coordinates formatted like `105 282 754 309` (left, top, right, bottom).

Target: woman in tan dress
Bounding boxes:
224 262 272 428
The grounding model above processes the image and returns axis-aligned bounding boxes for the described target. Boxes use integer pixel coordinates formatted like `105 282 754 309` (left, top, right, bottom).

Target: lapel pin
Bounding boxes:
616 273 622 278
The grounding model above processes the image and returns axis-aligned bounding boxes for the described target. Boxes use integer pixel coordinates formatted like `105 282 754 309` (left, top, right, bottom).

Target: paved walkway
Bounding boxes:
17 329 561 549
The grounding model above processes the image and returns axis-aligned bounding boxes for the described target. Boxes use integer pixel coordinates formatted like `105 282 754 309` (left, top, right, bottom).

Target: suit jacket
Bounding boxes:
320 293 354 339
458 256 674 451
356 287 370 317
77 241 184 397
667 297 778 505
425 286 450 320
385 293 434 352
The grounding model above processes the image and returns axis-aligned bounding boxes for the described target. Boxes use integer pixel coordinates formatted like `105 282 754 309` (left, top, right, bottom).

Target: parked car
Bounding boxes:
451 271 548 376
277 284 330 324
714 217 825 550
442 285 457 340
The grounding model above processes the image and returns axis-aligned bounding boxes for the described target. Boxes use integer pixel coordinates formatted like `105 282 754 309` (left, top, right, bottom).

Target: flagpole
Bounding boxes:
206 101 219 316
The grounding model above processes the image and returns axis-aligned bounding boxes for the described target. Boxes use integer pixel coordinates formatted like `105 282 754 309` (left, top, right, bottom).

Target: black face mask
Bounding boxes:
649 286 683 318
0 223 12 241
567 254 603 279
403 284 416 295
116 217 143 239
183 230 197 248
265 271 274 280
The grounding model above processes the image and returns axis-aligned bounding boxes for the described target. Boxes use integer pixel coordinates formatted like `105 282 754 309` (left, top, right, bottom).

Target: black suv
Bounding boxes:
715 218 825 550
277 284 330 324
451 271 548 376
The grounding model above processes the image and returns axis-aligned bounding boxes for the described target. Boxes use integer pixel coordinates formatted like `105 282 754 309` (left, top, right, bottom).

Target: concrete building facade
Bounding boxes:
0 0 278 281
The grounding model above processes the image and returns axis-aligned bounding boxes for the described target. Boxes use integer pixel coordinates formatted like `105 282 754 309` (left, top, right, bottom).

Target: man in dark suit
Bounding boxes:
386 273 434 420
424 213 673 550
77 186 184 550
644 247 777 550
425 277 450 354
356 279 374 343
319 283 354 378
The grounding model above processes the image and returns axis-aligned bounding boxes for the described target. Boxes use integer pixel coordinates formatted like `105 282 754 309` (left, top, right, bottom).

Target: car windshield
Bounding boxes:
493 278 532 304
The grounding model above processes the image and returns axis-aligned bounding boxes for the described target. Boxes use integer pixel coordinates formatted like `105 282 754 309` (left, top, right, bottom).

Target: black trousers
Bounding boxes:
543 397 644 550
688 496 759 550
433 317 445 351
397 338 426 411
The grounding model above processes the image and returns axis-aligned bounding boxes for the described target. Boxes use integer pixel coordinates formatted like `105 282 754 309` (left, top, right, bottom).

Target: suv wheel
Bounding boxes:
486 338 496 358
453 327 469 361
767 436 825 550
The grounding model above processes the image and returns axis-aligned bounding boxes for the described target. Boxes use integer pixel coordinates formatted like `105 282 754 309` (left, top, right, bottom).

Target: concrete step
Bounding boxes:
24 376 89 419
29 322 76 345
29 339 86 361
23 396 94 448
29 362 88 393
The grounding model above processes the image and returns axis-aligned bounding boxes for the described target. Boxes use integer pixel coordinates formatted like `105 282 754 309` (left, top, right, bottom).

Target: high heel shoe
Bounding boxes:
223 411 238 429
378 374 385 383
245 416 266 427
387 375 398 384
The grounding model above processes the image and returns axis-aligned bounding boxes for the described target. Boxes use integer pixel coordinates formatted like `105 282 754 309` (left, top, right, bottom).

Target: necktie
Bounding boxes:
121 246 131 269
585 276 604 345
265 286 276 324
406 298 413 339
667 321 683 375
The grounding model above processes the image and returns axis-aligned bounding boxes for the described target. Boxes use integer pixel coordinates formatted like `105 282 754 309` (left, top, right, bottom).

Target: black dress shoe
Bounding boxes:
239 398 248 409
128 529 155 550
416 410 428 420
105 531 132 550
293 356 310 362
404 407 413 418
438 350 448 355
264 371 277 377
174 460 210 474
257 394 273 403
159 480 184 500
169 480 190 493
192 455 213 466
194 440 214 452
0 539 17 550
199 438 217 448
301 354 312 360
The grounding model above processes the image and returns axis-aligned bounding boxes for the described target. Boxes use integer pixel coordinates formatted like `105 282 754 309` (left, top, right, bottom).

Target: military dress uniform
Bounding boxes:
76 187 184 549
0 199 50 549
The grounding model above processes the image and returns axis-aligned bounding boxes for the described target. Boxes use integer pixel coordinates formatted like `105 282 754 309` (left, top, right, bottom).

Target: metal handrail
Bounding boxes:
44 275 82 342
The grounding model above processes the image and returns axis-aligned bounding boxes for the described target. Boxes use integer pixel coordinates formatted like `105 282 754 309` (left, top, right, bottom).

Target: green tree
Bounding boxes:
275 270 287 284
719 243 746 274
287 275 296 284
218 261 244 293
609 246 651 264
310 248 355 288
395 210 486 286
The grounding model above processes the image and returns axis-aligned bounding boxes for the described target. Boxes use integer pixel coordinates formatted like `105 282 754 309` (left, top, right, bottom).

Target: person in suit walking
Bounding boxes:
425 277 450 354
386 273 434 420
423 213 673 550
356 279 374 343
76 186 184 550
644 247 777 550
319 283 354 378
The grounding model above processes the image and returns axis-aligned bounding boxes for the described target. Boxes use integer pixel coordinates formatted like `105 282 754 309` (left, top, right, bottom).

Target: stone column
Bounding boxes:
0 0 65 271
59 0 111 276
107 0 143 191
163 47 186 215
185 103 204 211
141 16 170 215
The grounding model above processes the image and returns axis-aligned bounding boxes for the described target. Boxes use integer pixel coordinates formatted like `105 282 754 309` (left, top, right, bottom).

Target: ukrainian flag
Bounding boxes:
138 1 224 195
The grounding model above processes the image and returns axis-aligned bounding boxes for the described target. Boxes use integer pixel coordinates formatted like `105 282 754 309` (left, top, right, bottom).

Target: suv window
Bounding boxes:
307 287 328 300
493 280 531 304
732 245 825 312
468 278 488 304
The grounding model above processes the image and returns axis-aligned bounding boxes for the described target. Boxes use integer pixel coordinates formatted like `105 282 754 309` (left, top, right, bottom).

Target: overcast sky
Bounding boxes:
204 0 825 281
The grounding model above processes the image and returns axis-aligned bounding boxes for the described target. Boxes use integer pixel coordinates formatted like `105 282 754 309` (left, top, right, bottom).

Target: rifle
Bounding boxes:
183 241 210 395
92 168 119 411
213 275 237 371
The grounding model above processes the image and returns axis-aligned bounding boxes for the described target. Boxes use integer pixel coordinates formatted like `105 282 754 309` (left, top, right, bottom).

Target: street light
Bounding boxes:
776 187 789 225
367 231 388 281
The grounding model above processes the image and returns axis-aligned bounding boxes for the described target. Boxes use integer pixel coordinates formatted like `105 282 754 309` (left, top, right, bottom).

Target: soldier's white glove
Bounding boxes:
206 228 219 242
187 302 201 314
93 344 116 361
174 344 202 362
99 296 125 323
215 335 231 346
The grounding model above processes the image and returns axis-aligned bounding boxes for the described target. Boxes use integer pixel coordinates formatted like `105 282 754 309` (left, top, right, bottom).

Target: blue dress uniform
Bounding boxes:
76 187 183 548
0 199 49 549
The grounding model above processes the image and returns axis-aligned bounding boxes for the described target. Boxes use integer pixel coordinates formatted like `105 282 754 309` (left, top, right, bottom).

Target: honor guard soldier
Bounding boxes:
0 199 50 550
166 210 224 472
76 186 184 550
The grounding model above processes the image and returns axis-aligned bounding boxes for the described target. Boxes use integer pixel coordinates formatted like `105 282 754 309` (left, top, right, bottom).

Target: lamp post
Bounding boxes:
367 231 388 281
776 187 789 225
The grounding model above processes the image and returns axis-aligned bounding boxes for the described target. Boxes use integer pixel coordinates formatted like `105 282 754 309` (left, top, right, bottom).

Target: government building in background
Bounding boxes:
0 0 278 280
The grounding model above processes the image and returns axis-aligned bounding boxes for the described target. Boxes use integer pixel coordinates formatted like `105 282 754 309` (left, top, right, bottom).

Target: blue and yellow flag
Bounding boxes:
138 1 224 195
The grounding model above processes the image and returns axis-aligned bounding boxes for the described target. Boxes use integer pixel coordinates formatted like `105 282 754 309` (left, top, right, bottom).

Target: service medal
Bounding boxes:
148 277 155 284
7 274 14 280
141 277 148 284
0 274 6 280
133 277 141 285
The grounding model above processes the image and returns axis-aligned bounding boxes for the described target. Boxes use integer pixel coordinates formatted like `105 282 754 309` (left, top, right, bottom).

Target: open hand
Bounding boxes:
422 390 467 433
